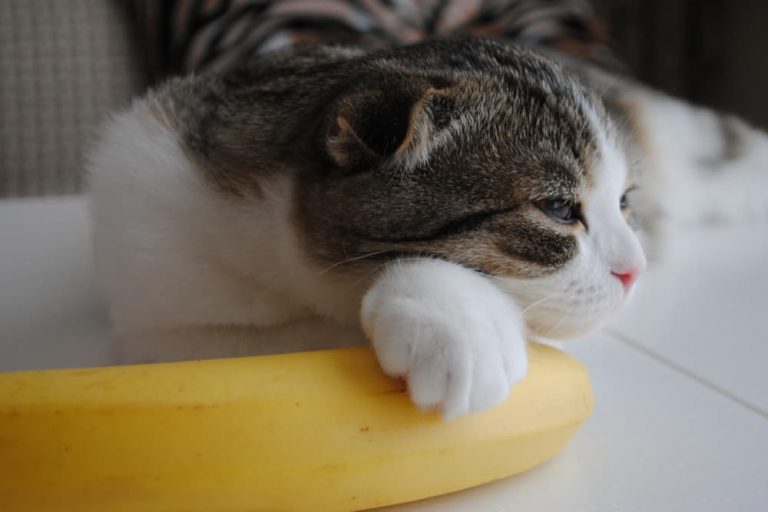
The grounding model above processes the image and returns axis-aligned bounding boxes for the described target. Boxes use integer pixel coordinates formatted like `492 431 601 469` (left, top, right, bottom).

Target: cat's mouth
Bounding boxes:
494 276 629 341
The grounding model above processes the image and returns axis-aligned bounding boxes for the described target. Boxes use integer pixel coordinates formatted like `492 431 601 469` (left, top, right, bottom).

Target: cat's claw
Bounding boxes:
360 259 528 420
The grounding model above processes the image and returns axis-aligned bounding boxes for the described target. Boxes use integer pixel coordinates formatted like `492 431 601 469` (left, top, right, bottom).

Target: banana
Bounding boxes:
0 343 592 511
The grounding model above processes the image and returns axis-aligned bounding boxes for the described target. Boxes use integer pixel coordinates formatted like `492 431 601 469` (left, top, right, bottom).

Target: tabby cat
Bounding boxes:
88 38 767 419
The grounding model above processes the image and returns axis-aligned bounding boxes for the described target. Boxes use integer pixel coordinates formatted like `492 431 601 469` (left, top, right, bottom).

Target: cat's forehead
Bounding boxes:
422 75 610 203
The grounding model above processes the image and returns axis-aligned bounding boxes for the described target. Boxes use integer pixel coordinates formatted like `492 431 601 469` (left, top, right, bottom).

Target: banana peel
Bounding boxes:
0 343 592 511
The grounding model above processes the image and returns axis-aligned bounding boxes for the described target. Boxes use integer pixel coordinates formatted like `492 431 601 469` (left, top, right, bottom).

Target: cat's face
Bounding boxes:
295 41 645 339
493 133 646 339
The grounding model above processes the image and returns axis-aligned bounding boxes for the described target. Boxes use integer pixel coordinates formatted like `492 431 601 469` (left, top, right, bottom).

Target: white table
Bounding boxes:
2 196 767 511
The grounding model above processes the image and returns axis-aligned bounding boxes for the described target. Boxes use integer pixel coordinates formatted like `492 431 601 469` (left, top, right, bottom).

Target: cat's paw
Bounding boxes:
360 259 528 420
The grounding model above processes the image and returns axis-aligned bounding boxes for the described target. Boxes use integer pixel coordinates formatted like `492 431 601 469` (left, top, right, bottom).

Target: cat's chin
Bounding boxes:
518 284 629 341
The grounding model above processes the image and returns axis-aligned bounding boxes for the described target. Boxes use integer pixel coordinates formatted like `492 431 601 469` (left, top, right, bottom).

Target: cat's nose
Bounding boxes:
611 271 637 290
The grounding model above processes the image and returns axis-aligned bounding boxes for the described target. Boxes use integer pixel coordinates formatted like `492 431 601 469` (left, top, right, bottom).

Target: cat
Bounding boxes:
87 38 766 419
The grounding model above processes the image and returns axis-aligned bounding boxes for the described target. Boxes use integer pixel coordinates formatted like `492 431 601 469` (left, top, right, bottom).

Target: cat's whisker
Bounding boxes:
317 251 389 276
350 261 390 289
520 291 559 316
349 254 435 289
543 306 573 338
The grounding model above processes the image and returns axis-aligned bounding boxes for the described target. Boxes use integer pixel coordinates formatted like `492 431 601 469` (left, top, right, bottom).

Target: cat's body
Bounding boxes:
88 39 767 418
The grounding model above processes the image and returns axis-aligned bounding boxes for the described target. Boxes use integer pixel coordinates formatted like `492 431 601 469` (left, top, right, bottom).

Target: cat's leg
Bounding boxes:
360 258 528 420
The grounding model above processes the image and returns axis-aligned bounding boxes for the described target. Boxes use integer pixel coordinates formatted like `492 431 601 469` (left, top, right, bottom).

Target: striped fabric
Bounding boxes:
0 0 619 197
130 0 621 83
0 0 142 197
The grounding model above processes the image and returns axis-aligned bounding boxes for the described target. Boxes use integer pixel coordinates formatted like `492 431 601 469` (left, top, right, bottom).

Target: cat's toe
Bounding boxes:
439 332 515 420
468 356 510 414
407 355 449 411
496 324 528 385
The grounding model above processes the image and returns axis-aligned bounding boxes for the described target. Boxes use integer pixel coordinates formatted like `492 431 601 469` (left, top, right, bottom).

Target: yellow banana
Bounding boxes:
0 343 592 511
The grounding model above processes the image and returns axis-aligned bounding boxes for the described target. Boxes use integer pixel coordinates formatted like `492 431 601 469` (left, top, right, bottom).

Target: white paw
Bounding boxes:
360 259 528 420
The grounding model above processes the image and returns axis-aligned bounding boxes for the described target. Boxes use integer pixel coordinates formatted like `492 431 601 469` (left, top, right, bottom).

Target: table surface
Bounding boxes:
2 196 767 511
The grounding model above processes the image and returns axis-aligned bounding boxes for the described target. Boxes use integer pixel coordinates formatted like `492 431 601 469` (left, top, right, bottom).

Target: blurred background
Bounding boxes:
1 0 767 198
593 0 768 130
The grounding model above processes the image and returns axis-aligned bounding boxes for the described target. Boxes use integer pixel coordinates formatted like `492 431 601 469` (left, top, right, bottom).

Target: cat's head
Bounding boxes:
295 40 646 339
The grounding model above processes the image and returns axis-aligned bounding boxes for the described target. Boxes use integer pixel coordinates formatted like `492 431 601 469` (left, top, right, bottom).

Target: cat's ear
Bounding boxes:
326 77 454 170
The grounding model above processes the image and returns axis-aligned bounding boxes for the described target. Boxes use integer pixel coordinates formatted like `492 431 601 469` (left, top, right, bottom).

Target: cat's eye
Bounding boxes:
619 193 629 210
535 198 580 225
620 186 638 211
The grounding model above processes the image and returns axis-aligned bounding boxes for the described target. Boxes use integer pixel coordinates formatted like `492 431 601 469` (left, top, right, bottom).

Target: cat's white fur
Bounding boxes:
361 258 529 419
90 81 768 418
89 103 367 358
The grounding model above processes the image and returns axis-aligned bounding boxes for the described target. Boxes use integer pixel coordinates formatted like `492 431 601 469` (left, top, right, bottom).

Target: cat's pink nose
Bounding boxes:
612 271 637 289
